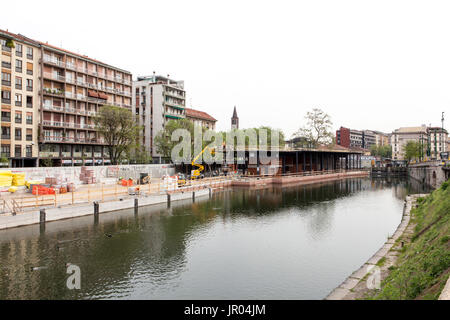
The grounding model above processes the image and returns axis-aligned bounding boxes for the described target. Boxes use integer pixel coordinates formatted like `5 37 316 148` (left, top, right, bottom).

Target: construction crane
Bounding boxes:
191 146 215 179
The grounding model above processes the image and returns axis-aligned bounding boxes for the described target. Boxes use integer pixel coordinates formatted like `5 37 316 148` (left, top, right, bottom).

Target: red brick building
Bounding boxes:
336 126 351 148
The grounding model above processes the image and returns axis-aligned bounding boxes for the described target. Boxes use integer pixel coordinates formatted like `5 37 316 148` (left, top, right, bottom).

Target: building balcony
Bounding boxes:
164 113 184 120
165 100 185 110
40 151 60 157
43 72 65 82
42 56 65 68
43 120 65 128
1 98 11 105
1 80 11 87
42 104 64 112
43 88 65 96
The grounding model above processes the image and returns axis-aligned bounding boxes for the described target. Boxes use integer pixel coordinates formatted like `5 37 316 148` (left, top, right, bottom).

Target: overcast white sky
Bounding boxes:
2 0 449 137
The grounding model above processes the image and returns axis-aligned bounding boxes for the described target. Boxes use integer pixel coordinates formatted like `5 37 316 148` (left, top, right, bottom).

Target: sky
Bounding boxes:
2 0 449 138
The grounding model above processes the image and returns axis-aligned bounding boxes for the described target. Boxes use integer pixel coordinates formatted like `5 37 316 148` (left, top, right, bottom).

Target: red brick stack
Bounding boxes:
80 167 96 184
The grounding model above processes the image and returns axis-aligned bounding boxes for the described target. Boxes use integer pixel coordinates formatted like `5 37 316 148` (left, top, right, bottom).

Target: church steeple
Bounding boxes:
231 106 239 130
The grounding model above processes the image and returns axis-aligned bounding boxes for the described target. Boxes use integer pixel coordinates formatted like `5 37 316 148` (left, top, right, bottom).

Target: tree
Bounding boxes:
154 119 195 162
293 108 333 148
403 141 421 164
370 145 392 159
94 105 141 165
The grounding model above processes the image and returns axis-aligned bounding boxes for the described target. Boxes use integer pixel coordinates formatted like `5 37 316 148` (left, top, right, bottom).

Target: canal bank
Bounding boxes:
327 177 450 300
325 193 426 300
0 177 416 299
0 170 368 231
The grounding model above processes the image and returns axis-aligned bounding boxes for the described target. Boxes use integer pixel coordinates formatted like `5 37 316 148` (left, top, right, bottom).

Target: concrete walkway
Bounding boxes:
0 188 211 230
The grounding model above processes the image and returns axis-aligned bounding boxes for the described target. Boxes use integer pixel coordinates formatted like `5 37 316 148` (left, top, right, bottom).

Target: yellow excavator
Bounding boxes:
191 146 215 179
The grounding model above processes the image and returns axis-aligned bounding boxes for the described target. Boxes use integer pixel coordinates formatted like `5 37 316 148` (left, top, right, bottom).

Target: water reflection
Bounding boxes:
0 177 428 300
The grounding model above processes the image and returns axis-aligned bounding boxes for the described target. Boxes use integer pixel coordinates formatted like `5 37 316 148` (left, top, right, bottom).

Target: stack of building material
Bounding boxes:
12 173 26 186
80 167 96 184
0 171 13 187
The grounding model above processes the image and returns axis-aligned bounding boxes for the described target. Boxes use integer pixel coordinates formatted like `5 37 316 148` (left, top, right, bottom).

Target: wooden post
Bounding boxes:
72 190 74 204
54 194 57 206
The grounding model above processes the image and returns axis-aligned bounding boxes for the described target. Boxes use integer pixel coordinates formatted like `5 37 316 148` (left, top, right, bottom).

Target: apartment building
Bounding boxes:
427 127 448 159
185 108 216 130
391 126 448 161
336 126 379 150
132 74 186 162
391 126 427 160
1 29 132 167
39 43 132 166
0 30 40 167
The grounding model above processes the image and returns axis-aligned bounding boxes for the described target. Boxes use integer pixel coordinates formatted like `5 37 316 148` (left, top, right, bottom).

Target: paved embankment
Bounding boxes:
325 193 428 300
439 277 450 300
232 170 369 187
0 189 210 230
0 171 368 231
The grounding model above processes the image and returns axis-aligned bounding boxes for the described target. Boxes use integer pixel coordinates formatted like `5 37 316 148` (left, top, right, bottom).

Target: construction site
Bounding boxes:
0 147 367 229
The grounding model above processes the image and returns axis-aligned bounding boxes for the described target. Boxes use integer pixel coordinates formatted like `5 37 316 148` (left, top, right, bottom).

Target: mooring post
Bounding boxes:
39 208 46 224
192 191 196 202
93 201 99 216
134 198 138 214
167 193 171 208
209 188 212 198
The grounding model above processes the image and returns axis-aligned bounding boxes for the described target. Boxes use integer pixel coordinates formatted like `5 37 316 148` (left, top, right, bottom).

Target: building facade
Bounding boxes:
391 126 448 161
132 75 186 161
39 44 132 166
391 126 427 160
1 29 132 167
427 127 448 159
1 30 40 167
336 126 379 150
185 108 216 130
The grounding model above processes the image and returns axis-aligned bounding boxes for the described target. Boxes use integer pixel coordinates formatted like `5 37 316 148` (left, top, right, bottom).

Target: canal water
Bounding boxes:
0 177 429 300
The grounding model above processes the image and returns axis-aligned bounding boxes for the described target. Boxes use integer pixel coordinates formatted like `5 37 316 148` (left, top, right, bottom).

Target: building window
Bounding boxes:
15 94 22 107
26 62 33 75
1 145 10 158
15 44 22 57
26 96 33 108
26 145 32 157
1 72 11 86
15 145 21 158
15 59 22 73
15 76 22 90
26 113 32 125
1 60 11 69
1 111 11 122
26 79 33 91
26 129 32 141
15 112 22 124
1 91 11 104
26 47 33 59
15 128 22 140
1 126 11 139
